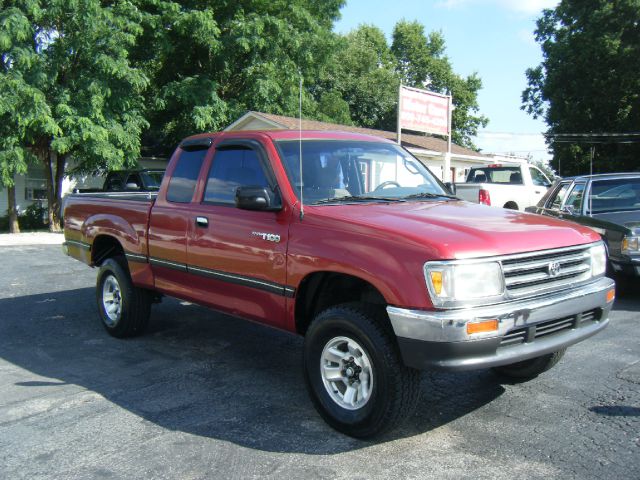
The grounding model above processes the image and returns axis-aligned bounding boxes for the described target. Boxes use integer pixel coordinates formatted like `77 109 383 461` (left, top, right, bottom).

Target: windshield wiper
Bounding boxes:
403 192 459 201
311 195 407 205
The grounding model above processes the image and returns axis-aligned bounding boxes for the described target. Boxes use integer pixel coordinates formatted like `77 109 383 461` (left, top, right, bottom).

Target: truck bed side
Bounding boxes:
63 193 156 288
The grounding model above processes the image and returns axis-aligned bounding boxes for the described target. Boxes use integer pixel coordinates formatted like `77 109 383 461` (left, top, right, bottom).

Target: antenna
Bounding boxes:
299 73 304 220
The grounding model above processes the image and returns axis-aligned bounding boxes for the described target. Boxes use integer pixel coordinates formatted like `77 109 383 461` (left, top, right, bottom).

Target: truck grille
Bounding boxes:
501 245 592 298
499 308 602 348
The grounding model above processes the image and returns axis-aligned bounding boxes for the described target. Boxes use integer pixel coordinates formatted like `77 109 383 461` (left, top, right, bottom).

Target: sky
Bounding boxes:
334 0 560 161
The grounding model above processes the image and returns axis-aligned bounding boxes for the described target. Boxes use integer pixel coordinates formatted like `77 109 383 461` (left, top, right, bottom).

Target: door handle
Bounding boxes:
195 216 208 227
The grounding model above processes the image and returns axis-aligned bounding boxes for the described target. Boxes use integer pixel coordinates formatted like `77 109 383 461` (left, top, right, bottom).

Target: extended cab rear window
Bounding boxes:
166 149 207 203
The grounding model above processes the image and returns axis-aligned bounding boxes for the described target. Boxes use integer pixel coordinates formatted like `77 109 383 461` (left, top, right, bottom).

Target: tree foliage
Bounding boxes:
135 9 487 153
318 21 487 149
522 0 640 175
0 2 54 231
319 25 399 130
133 0 345 154
1 0 150 230
0 1 489 233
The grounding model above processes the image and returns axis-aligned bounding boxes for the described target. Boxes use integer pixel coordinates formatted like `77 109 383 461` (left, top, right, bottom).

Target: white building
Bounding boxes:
0 164 48 217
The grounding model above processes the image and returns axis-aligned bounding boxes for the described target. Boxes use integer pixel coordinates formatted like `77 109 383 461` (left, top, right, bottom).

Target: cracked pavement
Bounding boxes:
0 243 638 479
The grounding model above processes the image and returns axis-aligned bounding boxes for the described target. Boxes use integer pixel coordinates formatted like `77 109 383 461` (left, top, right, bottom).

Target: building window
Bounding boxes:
25 177 47 201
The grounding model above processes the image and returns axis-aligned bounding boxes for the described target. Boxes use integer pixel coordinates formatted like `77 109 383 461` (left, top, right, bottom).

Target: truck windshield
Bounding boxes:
276 140 450 205
467 167 522 184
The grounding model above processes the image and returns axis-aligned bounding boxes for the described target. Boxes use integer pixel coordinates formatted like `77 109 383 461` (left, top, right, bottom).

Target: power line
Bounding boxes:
547 132 640 137
545 132 640 144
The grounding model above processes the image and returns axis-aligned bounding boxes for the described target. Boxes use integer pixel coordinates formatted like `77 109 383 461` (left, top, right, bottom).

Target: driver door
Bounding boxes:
185 140 291 329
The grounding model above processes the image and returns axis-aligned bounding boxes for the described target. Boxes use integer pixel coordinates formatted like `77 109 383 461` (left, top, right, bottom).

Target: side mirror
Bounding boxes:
235 186 281 211
125 183 141 190
444 182 456 195
561 205 576 215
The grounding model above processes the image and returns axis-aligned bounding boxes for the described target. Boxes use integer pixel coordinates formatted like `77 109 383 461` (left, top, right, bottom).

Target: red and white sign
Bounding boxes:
399 86 450 136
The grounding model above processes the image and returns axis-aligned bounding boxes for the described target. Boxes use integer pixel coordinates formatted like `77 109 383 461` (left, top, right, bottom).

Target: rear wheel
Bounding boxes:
303 303 420 438
96 256 152 338
492 349 566 380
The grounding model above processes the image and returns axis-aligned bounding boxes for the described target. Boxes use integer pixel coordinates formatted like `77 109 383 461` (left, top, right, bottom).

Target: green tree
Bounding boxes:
0 1 149 231
0 4 54 232
132 0 344 155
323 25 400 130
318 22 488 148
522 0 640 175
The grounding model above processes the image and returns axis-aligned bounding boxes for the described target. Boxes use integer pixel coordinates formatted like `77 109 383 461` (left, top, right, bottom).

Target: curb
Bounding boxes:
0 232 65 246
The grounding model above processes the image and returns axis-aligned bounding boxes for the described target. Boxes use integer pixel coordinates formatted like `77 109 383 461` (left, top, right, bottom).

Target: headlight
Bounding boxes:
424 261 504 308
622 235 640 255
590 243 607 277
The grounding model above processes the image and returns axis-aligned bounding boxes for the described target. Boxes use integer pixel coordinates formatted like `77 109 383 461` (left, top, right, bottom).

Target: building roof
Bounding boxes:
183 129 402 144
226 111 485 158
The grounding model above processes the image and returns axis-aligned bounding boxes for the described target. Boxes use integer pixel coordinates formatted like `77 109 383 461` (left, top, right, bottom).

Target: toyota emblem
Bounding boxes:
548 261 561 277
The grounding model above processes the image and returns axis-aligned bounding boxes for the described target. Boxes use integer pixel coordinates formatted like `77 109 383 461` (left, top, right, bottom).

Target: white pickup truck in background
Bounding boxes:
455 163 553 211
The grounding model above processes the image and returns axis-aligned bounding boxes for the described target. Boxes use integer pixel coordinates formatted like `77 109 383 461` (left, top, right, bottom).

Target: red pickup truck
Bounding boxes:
63 130 615 437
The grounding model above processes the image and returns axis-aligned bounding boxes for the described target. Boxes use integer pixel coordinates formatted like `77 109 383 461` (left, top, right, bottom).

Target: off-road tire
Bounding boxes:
492 349 566 380
303 303 420 438
96 256 152 338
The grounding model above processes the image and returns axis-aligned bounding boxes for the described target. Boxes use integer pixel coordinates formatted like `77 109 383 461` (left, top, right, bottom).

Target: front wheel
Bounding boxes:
303 304 420 438
96 256 152 338
492 349 566 380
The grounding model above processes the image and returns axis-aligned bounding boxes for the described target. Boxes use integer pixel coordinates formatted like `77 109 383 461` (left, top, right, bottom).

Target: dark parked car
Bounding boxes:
62 169 165 219
102 169 165 192
526 173 640 276
70 169 165 194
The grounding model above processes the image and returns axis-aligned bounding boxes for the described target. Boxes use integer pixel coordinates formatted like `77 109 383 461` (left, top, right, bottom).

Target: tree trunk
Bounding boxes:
42 148 62 232
52 153 66 231
7 183 20 234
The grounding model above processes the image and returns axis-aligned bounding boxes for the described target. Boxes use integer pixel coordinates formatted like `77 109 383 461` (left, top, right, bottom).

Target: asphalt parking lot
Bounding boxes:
1 240 639 480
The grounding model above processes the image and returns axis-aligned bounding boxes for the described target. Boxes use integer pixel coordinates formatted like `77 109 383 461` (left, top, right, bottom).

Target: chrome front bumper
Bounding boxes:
387 276 616 371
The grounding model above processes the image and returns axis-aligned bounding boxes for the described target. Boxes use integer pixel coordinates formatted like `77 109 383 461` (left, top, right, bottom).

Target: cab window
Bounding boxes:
125 173 142 190
529 167 550 187
547 182 572 210
563 183 585 213
204 147 271 205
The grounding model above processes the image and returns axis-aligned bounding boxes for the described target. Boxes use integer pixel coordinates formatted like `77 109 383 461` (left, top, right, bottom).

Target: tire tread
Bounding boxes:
304 302 420 438
96 255 151 338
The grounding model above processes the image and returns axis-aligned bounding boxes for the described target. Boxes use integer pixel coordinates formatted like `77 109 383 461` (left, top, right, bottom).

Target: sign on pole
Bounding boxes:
398 85 451 140
397 84 454 182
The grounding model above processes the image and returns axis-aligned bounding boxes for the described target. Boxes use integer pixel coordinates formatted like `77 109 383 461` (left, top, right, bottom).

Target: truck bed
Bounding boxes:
63 192 156 267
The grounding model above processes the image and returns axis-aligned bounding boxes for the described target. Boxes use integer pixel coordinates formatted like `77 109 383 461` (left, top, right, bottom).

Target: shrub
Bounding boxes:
0 204 49 232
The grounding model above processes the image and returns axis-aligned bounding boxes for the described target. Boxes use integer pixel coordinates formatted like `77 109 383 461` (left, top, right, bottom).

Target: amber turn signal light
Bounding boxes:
606 289 615 303
430 271 443 295
466 319 499 335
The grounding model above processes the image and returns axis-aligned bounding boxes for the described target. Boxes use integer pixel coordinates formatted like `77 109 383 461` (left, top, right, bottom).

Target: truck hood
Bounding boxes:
592 210 640 234
308 200 601 260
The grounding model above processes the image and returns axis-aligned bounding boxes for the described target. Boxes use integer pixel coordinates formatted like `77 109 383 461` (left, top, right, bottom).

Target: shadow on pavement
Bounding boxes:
0 288 505 454
589 405 640 417
612 274 640 312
